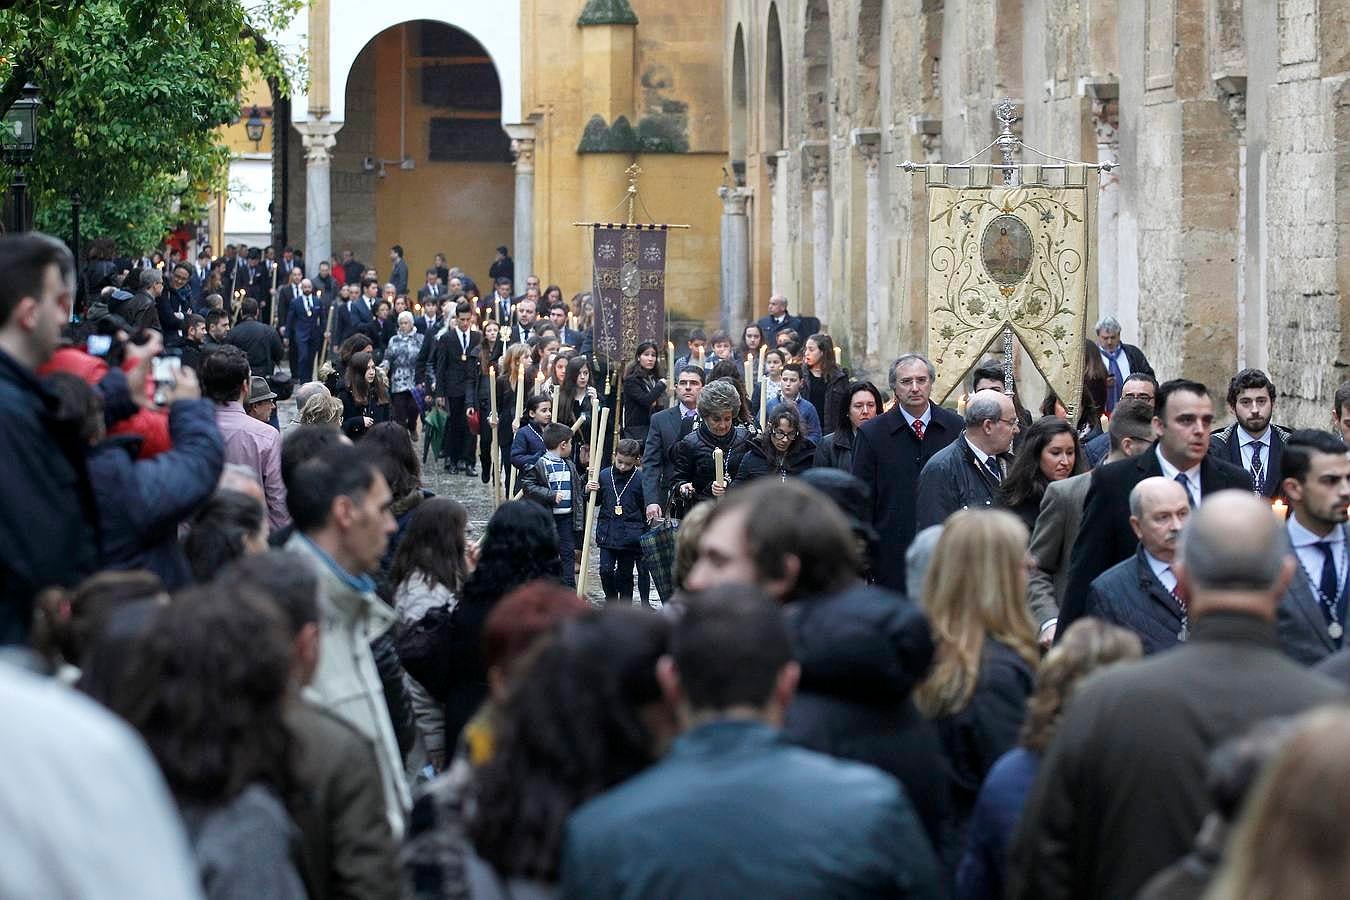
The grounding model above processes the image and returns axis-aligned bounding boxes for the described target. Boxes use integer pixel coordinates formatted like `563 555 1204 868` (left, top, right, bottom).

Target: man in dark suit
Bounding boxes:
1094 315 1156 414
312 260 337 302
1083 476 1192 654
276 267 305 373
1008 491 1346 900
277 246 303 281
340 249 365 287
387 245 408 296
851 353 963 594
284 278 325 384
1275 429 1350 666
643 365 704 520
914 389 1018 529
501 297 538 345
1207 367 1291 497
416 268 445 308
415 296 450 338
479 277 515 326
349 278 378 340
190 251 211 305
434 301 481 475
755 294 803 344
1058 379 1251 637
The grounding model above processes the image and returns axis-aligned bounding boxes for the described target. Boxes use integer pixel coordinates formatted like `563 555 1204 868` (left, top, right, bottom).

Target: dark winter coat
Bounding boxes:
733 436 816 484
1084 547 1188 655
851 404 964 593
225 317 284 374
915 436 1014 530
0 349 99 644
594 465 648 551
670 424 750 509
621 372 666 439
86 397 223 589
520 453 586 532
806 367 850 435
781 583 951 854
932 638 1035 832
814 428 857 472
509 422 547 471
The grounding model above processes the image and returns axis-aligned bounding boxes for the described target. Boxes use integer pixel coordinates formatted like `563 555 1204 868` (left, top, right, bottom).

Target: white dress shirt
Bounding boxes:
1143 549 1178 595
1287 515 1347 602
1154 446 1202 508
1236 426 1271 475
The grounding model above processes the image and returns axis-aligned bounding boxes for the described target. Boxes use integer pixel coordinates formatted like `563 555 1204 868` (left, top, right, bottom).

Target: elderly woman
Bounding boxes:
669 379 750 516
383 311 424 436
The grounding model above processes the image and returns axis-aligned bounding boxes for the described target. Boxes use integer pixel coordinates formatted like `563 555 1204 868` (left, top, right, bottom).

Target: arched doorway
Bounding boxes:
332 20 514 290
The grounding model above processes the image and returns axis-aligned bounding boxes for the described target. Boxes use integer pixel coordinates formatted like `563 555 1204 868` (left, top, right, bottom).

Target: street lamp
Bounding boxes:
3 82 41 233
245 106 265 149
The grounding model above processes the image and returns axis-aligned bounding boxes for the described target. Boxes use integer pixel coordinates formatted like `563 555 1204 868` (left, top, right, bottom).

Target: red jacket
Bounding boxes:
39 347 172 458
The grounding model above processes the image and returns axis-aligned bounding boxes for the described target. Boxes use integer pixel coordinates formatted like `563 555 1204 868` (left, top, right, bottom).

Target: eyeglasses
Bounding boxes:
996 417 1020 427
896 377 930 388
771 428 798 441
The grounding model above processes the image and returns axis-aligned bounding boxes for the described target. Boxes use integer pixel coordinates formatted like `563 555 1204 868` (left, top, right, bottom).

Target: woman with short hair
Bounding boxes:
670 379 750 514
383 310 424 436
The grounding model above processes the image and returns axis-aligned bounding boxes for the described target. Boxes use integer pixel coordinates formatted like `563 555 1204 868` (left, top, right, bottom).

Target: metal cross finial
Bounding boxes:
995 98 1020 186
625 163 642 225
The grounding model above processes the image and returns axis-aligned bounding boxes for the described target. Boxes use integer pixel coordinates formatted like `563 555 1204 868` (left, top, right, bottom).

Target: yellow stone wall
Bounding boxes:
521 0 728 325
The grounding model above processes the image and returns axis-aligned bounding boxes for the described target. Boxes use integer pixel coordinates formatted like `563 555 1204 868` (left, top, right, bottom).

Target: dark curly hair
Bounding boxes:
470 608 670 881
107 586 293 806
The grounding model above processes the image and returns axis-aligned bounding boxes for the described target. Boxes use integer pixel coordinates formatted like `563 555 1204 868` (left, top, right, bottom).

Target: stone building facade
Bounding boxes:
725 0 1350 426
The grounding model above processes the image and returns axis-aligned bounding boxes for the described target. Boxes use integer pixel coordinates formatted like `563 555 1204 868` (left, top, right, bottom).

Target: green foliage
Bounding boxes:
0 0 303 251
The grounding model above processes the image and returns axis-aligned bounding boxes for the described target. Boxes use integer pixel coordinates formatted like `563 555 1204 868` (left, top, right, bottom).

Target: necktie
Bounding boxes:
1315 541 1342 639
1249 441 1265 494
912 419 925 441
304 296 312 317
984 456 1002 483
1174 472 1196 508
1103 347 1124 413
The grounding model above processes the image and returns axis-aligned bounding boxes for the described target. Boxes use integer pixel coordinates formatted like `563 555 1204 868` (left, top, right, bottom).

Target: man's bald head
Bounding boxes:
1177 490 1294 617
1129 477 1190 561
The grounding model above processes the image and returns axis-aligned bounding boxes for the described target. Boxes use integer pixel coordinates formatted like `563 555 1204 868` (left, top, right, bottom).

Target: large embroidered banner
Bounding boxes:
591 225 668 366
925 164 1096 420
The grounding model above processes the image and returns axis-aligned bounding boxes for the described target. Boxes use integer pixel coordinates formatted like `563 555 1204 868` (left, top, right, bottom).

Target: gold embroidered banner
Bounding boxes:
925 165 1096 421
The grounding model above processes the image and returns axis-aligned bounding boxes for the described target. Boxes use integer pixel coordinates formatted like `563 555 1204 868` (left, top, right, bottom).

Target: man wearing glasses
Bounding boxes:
914 389 1020 531
851 353 964 593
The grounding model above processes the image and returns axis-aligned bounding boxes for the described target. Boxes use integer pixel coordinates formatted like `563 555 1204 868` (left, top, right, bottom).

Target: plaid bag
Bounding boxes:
640 518 679 603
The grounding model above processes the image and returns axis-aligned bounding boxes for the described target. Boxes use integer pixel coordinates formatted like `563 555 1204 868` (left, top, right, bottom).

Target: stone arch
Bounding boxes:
764 4 785 151
328 20 514 293
803 0 831 140
314 0 521 124
731 24 749 179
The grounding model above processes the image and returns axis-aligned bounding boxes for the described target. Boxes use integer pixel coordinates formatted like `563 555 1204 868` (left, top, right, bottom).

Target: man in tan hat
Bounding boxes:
245 375 278 426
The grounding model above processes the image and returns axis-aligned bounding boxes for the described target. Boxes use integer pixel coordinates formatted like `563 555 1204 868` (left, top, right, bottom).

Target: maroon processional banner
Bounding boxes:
591 225 668 366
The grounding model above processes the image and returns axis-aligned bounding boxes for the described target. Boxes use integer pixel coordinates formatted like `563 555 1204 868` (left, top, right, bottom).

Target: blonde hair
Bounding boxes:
675 501 716 591
915 509 1039 717
298 394 344 425
1019 618 1141 752
1205 707 1350 900
502 343 531 389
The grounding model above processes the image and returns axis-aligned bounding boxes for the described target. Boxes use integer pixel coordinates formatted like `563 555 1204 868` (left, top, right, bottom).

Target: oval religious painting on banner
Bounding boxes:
980 214 1033 286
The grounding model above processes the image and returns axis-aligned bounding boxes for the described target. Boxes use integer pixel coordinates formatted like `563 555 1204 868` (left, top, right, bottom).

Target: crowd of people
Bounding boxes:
7 227 1350 900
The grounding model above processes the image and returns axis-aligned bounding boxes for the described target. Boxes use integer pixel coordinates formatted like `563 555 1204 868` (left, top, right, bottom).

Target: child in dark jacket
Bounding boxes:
586 438 650 604
520 422 583 588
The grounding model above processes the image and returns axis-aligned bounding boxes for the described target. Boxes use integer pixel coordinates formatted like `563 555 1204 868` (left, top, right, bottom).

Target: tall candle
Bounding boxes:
956 393 968 416
714 447 725 487
744 353 754 389
759 378 767 428
696 346 705 368
1100 413 1109 432
758 343 767 371
1272 498 1289 521
834 346 842 366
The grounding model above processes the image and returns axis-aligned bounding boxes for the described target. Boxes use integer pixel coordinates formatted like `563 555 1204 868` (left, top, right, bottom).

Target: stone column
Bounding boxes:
1087 85 1122 331
1216 76 1252 368
803 141 829 323
767 151 791 296
506 125 536 287
718 185 752 333
856 133 883 359
295 121 343 272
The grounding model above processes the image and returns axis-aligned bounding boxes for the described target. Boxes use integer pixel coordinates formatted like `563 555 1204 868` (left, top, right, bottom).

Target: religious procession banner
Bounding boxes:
924 164 1096 420
591 225 668 366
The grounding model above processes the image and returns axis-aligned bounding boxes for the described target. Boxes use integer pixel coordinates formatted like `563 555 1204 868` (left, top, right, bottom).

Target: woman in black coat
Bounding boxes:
803 333 851 435
620 341 667 443
734 402 815 484
670 380 749 516
814 381 883 472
